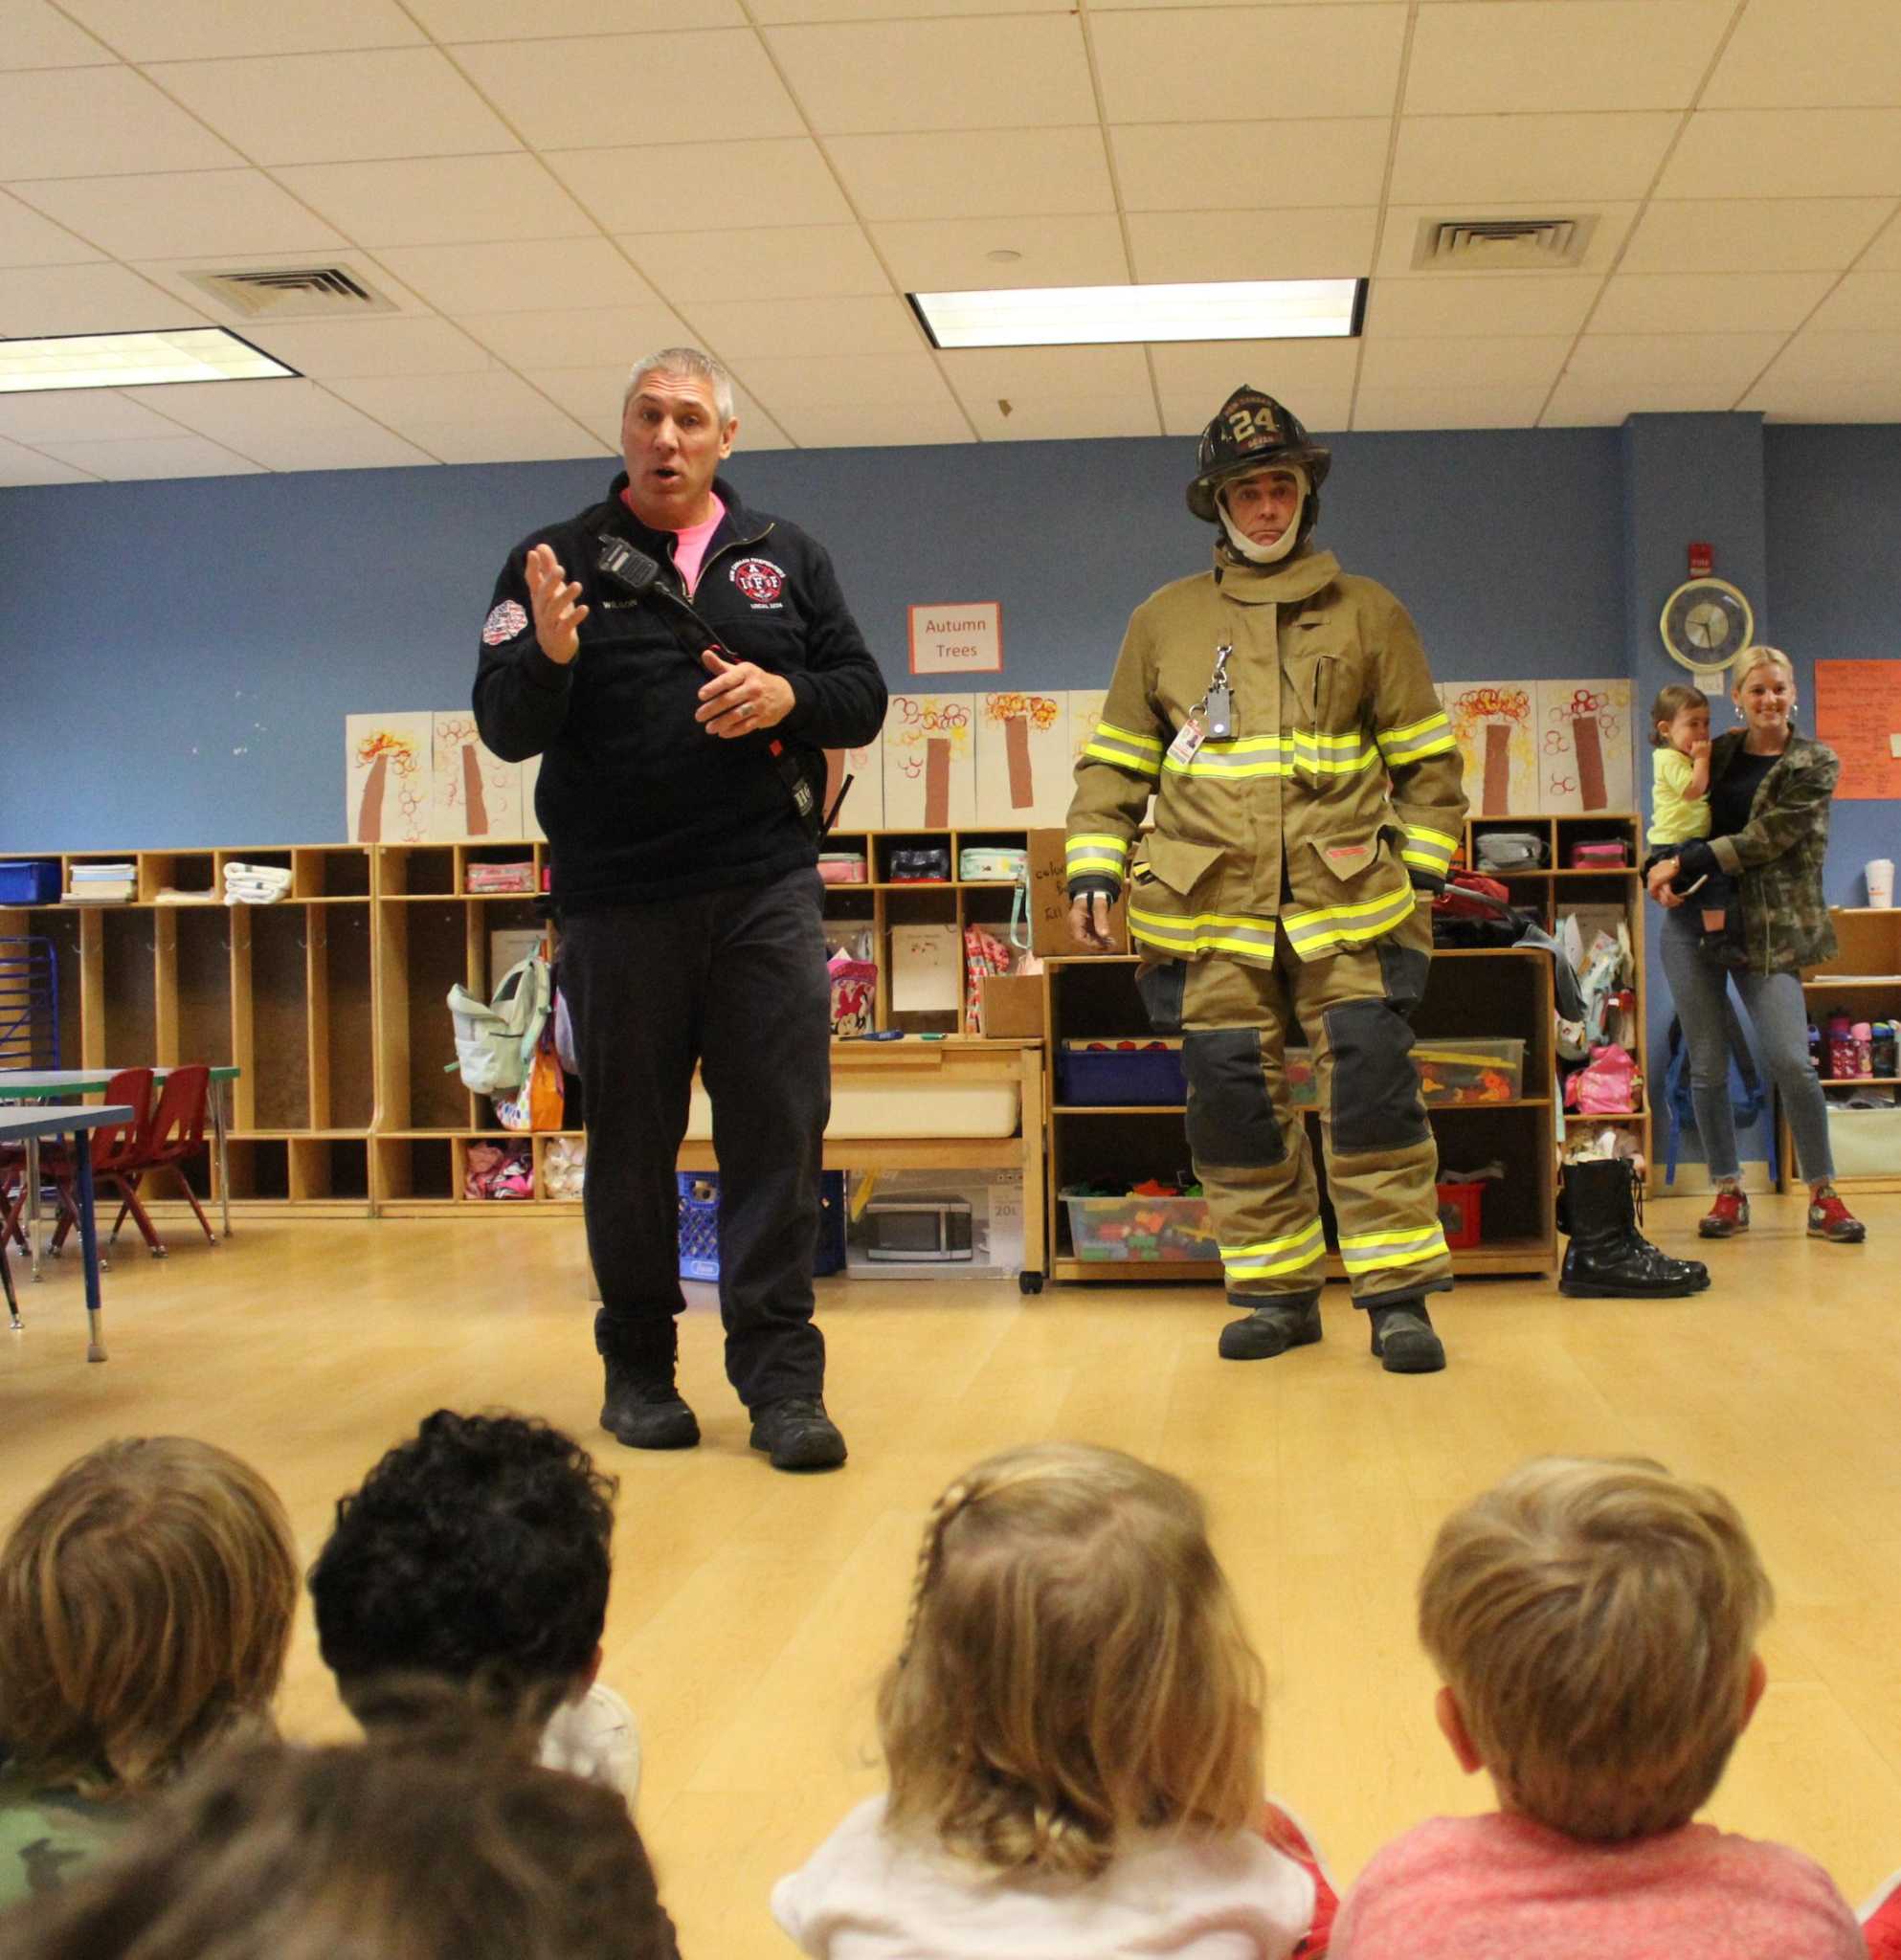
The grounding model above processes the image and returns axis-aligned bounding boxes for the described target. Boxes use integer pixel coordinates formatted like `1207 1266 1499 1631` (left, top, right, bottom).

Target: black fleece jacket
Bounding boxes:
474 473 887 912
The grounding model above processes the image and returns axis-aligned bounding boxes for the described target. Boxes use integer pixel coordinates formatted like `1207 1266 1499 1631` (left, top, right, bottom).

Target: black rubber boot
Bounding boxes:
1219 1290 1323 1360
1557 1158 1710 1298
749 1395 847 1471
1365 1300 1446 1373
596 1311 700 1450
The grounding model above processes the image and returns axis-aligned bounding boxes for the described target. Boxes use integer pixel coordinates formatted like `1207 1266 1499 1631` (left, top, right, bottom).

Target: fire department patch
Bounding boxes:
482 599 529 645
730 558 787 606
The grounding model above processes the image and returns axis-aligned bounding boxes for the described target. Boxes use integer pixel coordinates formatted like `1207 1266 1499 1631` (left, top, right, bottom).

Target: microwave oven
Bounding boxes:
861 1196 974 1261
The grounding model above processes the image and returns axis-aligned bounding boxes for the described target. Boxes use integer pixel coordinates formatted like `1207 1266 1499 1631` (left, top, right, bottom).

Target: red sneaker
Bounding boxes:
1861 1864 1901 1958
1260 1799 1339 1959
1698 1189 1750 1238
1808 1188 1867 1242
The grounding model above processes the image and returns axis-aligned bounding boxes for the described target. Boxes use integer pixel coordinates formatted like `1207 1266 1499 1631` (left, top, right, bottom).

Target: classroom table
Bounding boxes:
0 1064 241 1277
0 1104 137 1362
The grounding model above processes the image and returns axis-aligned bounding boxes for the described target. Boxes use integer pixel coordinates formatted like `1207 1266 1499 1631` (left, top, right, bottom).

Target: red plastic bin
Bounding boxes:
1435 1181 1484 1251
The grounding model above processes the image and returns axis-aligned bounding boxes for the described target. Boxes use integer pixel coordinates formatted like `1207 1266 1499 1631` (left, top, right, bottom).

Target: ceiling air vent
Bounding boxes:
1411 216 1598 271
180 265 399 320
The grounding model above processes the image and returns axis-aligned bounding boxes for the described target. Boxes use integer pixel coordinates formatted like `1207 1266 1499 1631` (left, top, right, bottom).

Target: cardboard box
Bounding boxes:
978 973 1045 1038
1027 827 1129 957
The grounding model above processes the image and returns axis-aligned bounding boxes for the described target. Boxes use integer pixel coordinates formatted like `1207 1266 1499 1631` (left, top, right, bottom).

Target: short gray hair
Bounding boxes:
622 346 734 424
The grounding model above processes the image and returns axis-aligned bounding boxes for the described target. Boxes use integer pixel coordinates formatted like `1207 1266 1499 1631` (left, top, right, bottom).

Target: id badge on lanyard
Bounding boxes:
1168 642 1235 765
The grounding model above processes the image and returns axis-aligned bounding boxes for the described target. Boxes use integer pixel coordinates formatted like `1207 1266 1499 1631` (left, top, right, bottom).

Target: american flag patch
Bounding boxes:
482 599 529 645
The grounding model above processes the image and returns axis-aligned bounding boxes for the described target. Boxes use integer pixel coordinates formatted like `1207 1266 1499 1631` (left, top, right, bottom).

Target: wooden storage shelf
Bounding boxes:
1779 908 1901 1192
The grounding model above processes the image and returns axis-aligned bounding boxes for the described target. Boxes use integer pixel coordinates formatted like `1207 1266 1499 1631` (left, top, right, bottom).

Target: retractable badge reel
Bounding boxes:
1167 643 1235 766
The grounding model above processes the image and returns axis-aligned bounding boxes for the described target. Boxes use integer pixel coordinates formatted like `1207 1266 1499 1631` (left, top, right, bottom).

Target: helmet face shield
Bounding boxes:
1188 386 1331 529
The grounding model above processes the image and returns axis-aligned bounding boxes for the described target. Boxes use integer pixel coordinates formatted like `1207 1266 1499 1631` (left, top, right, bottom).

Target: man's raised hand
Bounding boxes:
526 543 589 665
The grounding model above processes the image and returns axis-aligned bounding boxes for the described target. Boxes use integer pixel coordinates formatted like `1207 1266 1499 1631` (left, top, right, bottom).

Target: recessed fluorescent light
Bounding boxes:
908 278 1365 349
0 327 298 393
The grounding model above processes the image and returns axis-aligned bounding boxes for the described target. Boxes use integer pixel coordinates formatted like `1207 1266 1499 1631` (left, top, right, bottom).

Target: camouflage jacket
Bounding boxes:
1705 729 1839 975
0 1765 129 1911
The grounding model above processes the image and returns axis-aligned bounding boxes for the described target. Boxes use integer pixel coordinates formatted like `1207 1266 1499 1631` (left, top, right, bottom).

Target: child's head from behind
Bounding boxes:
0 1437 297 1796
1650 683 1711 752
308 1410 616 1731
1420 1456 1772 1841
878 1441 1263 1880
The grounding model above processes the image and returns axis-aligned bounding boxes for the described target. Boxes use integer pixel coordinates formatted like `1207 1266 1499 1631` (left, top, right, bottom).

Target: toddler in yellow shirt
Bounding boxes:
1648 684 1734 955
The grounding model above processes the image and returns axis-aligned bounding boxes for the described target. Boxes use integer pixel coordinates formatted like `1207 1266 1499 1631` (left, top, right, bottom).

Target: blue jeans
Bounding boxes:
1658 905 1832 1183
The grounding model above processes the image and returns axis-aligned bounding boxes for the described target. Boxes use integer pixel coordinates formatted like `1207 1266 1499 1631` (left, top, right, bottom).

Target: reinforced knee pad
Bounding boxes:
1183 1028 1286 1168
1325 999 1429 1155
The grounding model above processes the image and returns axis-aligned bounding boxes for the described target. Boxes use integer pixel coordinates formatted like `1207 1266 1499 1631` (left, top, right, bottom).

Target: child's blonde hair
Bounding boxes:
877 1442 1264 1881
0 1437 298 1796
1649 683 1709 747
1419 1456 1772 1842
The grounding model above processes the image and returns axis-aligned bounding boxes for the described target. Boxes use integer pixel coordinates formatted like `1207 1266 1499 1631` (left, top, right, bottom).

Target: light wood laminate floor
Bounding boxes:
5 1197 1900 1952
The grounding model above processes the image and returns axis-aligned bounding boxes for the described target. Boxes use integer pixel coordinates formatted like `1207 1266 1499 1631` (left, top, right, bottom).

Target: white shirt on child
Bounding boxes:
537 1682 641 1810
772 1793 1313 1960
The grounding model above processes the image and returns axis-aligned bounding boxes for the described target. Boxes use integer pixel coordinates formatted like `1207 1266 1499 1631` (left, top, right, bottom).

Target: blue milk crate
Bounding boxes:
677 1169 847 1281
0 860 61 905
1054 1038 1186 1105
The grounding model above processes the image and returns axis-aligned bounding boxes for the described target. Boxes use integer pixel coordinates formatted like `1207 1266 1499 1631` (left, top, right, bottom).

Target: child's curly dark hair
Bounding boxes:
309 1411 617 1707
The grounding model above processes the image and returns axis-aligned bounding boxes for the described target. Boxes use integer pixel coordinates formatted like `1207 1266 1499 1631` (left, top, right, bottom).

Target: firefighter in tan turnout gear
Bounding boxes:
1066 387 1467 1373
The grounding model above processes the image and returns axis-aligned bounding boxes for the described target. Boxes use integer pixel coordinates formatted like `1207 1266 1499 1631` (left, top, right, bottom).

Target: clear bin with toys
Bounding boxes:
1063 1187 1219 1262
1412 1037 1526 1106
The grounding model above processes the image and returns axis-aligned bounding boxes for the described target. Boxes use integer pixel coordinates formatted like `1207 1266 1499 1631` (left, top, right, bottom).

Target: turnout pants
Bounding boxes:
1138 907 1452 1308
561 867 832 1410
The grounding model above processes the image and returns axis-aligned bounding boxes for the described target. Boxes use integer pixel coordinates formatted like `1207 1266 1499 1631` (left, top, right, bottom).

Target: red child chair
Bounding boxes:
6 1067 154 1257
104 1063 216 1256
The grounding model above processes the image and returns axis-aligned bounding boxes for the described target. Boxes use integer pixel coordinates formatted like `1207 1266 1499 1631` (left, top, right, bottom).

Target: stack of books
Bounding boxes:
65 861 135 904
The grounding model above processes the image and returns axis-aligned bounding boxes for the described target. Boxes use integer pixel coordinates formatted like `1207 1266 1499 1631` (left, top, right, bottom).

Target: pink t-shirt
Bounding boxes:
1331 1812 1862 1960
667 495 726 596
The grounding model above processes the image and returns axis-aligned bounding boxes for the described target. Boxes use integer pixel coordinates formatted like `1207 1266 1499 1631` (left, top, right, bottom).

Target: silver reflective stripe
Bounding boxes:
1337 1223 1448 1272
1222 1218 1326 1277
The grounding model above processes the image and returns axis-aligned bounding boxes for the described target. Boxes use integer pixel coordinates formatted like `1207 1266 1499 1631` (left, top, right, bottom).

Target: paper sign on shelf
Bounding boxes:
909 602 1001 675
890 923 961 1012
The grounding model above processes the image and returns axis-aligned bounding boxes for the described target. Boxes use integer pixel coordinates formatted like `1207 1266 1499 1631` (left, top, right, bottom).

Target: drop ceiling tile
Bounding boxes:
751 0 1066 19
14 170 347 261
1562 330 1787 390
0 262 203 337
1859 212 1901 269
1113 122 1390 213
0 391 188 443
458 306 696 368
237 317 498 379
768 398 973 446
1805 271 1901 331
1353 384 1553 430
1357 335 1572 390
371 238 658 316
274 156 597 249
3 3 113 68
1366 274 1599 337
938 345 1152 400
1620 198 1895 274
147 50 517 166
0 436 97 485
1151 337 1359 402
523 367 793 451
453 33 803 150
1127 209 1377 284
32 434 267 479
324 371 606 461
1159 386 1351 436
58 0 425 60
686 295 925 358
961 394 1164 440
622 224 889 301
0 69 242 177
1589 270 1835 334
414 0 744 31
1406 1 1730 115
1704 0 1901 109
768 16 1095 134
1742 374 1901 422
1750 328 1901 390
1391 113 1681 206
1374 202 1638 279
729 349 952 409
1659 110 1901 199
0 190 103 267
828 128 1115 222
547 140 852 231
873 214 1129 291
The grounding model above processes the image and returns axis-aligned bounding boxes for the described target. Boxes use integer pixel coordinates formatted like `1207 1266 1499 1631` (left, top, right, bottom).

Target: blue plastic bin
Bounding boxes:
677 1169 847 1282
1055 1040 1186 1106
0 861 61 905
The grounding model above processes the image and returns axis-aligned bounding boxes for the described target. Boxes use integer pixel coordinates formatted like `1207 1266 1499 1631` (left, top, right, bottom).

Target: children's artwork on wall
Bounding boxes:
827 739 884 833
430 713 522 840
346 713 432 843
1066 689 1107 775
883 695 976 829
975 692 1069 825
1532 680 1632 813
1443 682 1538 816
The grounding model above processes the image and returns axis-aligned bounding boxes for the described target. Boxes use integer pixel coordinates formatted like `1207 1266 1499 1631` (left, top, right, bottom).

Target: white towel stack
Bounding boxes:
222 861 294 906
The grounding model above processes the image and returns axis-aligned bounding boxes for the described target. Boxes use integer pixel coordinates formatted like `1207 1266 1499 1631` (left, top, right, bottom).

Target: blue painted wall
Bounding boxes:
0 424 1624 849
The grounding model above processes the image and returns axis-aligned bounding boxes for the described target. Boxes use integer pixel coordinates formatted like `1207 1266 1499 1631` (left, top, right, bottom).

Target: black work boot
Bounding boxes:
749 1395 847 1472
1219 1290 1323 1360
1365 1301 1446 1373
1557 1157 1710 1298
596 1311 700 1451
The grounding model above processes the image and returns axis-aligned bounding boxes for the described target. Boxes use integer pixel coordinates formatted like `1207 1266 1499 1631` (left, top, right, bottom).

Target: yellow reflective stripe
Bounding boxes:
1290 746 1382 776
1068 857 1126 877
1400 826 1455 872
1127 909 1278 962
1401 848 1448 872
1337 1225 1449 1272
1222 1220 1326 1276
1164 752 1293 778
1284 882 1418 932
1283 884 1419 952
1380 711 1451 746
1094 720 1163 755
1084 739 1162 777
1380 728 1458 765
1067 833 1130 858
1405 823 1460 850
1066 834 1131 878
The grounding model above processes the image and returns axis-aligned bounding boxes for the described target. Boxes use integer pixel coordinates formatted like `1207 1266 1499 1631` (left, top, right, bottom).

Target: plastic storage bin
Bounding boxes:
1413 1037 1526 1105
1823 1104 1901 1177
1435 1181 1485 1250
0 860 61 905
677 1170 847 1281
1055 1040 1186 1105
1064 1192 1219 1262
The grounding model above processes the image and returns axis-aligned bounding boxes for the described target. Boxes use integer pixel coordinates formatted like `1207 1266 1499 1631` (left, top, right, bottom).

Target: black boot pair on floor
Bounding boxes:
1219 1291 1446 1373
1557 1157 1709 1297
596 1316 846 1472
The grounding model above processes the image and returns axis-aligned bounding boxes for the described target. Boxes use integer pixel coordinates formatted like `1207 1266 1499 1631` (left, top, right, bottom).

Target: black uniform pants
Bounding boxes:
561 867 832 1410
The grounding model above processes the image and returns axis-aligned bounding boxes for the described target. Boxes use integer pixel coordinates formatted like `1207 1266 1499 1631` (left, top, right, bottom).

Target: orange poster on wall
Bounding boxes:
1814 659 1901 801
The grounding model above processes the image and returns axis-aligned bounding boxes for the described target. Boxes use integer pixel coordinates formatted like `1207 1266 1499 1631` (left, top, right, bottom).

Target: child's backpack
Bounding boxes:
446 951 550 1095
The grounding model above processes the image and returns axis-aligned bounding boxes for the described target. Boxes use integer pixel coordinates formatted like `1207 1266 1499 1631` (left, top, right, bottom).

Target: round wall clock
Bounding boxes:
1659 577 1755 676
